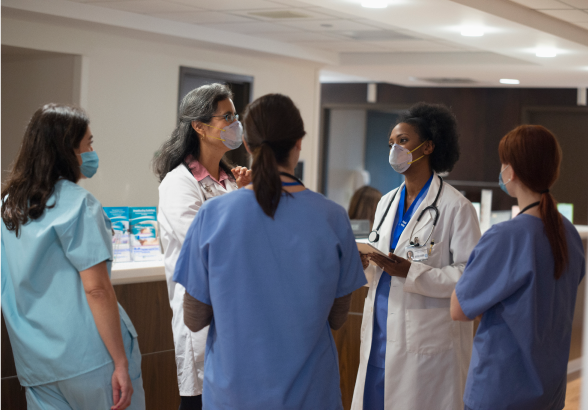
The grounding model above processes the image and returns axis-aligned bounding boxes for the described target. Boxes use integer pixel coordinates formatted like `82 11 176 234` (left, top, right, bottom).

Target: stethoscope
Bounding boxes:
368 175 444 247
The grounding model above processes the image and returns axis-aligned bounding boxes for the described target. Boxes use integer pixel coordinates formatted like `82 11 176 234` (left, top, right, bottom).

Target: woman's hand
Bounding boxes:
360 252 370 270
369 252 411 278
232 166 252 188
111 365 133 410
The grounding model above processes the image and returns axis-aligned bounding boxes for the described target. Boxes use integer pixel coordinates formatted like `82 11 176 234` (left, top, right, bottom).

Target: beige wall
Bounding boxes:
1 50 80 183
1 14 322 206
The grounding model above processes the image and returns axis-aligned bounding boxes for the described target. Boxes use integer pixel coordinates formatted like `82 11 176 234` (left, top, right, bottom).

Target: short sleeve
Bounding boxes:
173 208 211 305
455 224 531 319
55 194 113 272
336 209 368 298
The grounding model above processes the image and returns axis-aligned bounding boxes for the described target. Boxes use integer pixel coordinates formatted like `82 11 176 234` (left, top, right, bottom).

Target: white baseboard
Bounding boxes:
568 357 582 375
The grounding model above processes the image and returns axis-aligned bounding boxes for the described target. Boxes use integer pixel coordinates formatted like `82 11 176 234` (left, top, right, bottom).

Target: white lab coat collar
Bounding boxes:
376 172 441 256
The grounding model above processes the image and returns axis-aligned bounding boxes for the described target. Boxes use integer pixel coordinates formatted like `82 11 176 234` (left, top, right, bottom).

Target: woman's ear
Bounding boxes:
424 140 435 155
191 121 204 138
295 138 302 151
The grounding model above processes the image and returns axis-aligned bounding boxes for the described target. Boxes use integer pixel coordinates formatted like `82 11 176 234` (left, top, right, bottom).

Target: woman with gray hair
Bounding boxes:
153 83 250 410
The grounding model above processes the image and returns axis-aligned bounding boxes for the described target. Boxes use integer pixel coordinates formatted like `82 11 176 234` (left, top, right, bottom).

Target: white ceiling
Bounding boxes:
3 0 588 88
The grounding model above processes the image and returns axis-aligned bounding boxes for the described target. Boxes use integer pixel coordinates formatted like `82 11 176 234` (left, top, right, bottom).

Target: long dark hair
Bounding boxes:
499 125 568 279
153 83 234 182
1 104 89 236
243 94 305 218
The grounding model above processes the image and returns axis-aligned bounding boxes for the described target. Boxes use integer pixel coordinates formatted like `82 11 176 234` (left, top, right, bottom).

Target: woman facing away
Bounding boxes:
1 104 145 410
352 102 481 410
153 83 250 410
173 93 367 410
349 186 383 231
452 125 586 410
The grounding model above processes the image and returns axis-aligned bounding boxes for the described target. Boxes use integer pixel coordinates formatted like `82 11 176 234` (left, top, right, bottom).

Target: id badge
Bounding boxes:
405 245 429 262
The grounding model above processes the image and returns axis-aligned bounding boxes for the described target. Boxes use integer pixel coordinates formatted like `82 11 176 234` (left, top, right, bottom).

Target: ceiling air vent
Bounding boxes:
248 10 311 19
418 77 478 85
340 30 419 41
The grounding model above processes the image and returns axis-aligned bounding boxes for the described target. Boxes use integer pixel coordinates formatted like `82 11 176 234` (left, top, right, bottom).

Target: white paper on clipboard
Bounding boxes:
356 242 395 266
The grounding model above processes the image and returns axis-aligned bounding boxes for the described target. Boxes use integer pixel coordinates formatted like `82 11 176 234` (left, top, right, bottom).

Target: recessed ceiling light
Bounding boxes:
500 79 520 85
536 50 557 57
361 0 388 8
461 28 484 37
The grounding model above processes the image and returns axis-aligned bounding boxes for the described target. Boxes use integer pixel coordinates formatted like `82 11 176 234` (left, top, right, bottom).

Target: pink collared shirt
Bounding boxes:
185 154 229 189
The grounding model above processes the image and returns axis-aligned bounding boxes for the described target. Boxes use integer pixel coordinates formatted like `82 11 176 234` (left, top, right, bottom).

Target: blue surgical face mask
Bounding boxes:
499 165 511 195
79 151 99 178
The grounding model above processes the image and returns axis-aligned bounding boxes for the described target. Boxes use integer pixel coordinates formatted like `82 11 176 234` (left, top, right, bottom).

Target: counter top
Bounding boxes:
111 260 165 285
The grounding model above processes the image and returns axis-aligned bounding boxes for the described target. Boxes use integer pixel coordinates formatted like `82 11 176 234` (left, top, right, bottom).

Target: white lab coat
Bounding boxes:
158 164 238 396
351 173 481 410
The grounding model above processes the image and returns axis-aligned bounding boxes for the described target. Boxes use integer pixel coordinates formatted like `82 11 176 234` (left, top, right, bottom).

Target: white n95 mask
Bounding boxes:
202 120 243 150
389 141 426 173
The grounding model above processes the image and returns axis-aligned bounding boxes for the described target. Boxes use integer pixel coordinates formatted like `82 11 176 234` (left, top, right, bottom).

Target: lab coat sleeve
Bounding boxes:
173 209 211 305
159 169 203 245
403 199 481 298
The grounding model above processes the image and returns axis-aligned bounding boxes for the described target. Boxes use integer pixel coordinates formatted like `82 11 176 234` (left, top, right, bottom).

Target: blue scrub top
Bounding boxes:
456 214 585 410
368 175 432 369
174 188 367 410
1 180 137 387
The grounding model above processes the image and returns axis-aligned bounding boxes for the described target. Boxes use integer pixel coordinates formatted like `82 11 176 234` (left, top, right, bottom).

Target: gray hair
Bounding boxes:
153 83 233 182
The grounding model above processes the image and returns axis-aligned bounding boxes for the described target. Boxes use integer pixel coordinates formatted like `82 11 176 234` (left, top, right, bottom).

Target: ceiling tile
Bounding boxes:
86 0 200 14
279 19 381 31
559 0 588 8
369 40 464 52
149 11 254 24
304 7 359 19
574 21 588 27
508 0 573 9
292 40 386 52
540 8 588 20
202 21 301 33
165 0 282 11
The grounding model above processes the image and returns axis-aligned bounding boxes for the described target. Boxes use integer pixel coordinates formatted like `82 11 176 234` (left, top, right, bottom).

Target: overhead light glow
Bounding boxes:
461 28 484 37
500 79 520 85
536 50 557 57
361 0 388 8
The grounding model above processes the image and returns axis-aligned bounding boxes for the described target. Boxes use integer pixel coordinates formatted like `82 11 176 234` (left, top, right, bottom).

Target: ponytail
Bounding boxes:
539 191 568 279
243 94 306 219
499 125 568 279
251 143 283 218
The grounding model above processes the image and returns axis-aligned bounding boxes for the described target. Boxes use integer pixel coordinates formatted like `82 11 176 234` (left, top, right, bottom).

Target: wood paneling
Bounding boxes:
333 286 369 410
322 83 579 212
141 350 181 410
114 281 174 354
1 377 27 410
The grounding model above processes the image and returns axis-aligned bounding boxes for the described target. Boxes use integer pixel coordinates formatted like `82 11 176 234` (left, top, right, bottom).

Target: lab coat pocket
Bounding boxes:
405 308 453 355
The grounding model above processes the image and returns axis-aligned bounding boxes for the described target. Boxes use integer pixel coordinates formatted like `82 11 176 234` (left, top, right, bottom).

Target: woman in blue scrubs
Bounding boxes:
1 104 145 410
173 94 367 410
451 125 586 410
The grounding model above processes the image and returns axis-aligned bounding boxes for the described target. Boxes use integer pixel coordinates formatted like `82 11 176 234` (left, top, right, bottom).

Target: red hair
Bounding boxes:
498 125 568 279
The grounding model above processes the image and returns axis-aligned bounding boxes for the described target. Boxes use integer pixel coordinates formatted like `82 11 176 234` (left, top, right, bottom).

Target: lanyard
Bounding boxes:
390 174 433 250
280 172 305 187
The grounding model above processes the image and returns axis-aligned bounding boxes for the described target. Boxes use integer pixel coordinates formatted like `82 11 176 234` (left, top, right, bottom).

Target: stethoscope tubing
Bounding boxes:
368 175 444 245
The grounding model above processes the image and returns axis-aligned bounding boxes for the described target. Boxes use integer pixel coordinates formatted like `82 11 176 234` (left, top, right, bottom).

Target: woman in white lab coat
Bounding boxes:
352 102 481 410
153 83 250 410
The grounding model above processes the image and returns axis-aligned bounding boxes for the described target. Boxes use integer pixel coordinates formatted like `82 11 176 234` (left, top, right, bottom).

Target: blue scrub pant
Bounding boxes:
363 364 385 410
25 326 145 410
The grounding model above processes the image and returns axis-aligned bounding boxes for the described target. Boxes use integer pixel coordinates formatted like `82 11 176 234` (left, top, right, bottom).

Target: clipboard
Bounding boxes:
357 242 396 266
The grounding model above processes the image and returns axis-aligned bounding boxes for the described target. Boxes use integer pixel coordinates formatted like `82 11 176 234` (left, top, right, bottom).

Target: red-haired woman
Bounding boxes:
450 125 586 410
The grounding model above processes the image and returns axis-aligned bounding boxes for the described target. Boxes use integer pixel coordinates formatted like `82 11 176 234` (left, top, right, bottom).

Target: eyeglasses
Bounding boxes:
211 113 239 122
